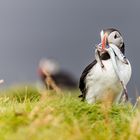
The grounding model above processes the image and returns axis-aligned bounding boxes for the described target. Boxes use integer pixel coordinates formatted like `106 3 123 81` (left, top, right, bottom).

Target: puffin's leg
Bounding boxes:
95 47 104 68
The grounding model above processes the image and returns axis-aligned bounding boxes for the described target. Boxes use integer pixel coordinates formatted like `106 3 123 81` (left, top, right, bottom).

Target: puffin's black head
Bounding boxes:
100 28 125 54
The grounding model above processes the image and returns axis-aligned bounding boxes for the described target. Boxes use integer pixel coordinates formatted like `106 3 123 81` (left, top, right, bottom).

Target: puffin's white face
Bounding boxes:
100 30 124 48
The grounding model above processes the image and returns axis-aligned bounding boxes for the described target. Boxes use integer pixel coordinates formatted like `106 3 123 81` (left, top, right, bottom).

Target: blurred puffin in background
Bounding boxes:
38 58 77 90
79 28 132 104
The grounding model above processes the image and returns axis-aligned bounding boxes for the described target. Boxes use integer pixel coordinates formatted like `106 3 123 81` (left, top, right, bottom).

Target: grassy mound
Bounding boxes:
0 86 139 140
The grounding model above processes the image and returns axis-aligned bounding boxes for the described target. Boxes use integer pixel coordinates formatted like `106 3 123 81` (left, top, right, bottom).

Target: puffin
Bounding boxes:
79 28 132 104
38 59 77 90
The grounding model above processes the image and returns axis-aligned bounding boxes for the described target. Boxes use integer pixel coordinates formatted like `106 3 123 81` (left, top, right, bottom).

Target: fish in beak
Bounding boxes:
108 44 129 65
106 46 128 101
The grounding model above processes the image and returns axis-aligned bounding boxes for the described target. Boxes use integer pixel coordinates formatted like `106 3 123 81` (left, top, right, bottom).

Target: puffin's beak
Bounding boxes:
102 33 108 50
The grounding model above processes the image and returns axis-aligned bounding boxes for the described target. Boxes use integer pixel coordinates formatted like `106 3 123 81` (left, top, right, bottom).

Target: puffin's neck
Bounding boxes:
100 52 110 60
120 43 125 54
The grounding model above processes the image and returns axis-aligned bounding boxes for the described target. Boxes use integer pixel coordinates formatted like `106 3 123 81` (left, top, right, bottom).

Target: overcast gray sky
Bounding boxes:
0 0 139 97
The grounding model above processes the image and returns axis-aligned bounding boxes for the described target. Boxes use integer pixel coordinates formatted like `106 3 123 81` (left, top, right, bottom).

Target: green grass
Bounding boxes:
0 86 139 140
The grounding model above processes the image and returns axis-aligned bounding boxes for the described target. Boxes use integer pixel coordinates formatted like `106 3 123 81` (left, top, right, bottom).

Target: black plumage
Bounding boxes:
79 60 97 101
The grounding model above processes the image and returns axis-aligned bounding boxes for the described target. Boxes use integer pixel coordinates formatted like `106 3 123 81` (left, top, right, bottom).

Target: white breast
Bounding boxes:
85 58 131 104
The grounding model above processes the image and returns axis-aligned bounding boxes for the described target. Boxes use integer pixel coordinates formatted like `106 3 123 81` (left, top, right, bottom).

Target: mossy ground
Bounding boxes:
0 86 139 140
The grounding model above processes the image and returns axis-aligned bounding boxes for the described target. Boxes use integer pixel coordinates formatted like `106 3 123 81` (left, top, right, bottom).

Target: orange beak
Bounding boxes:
102 33 108 50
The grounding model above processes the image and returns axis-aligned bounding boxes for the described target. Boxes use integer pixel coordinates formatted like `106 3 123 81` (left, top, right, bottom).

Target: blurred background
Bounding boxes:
0 0 139 100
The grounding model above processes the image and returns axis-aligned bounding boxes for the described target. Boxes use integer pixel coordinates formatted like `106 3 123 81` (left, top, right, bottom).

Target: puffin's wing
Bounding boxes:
79 60 97 101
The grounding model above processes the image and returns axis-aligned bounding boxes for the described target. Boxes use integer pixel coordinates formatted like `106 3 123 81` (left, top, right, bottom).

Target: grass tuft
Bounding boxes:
0 86 139 140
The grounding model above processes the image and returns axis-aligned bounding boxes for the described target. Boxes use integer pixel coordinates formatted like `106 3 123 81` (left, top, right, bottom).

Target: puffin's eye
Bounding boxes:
114 34 117 39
